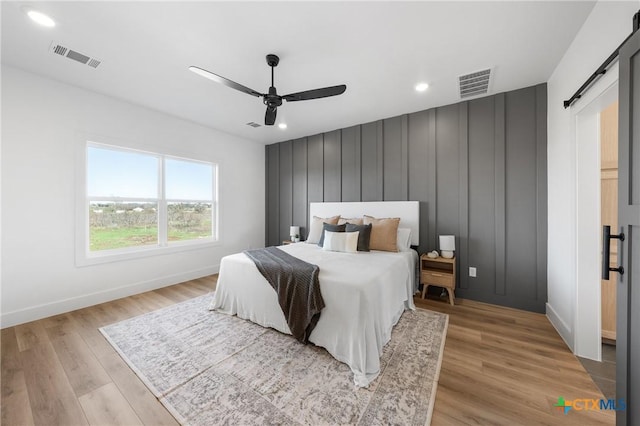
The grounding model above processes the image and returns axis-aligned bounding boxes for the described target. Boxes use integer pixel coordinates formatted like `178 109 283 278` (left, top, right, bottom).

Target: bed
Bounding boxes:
209 201 419 387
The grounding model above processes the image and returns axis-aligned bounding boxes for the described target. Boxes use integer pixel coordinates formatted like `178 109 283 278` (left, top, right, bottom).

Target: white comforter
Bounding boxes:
209 243 417 387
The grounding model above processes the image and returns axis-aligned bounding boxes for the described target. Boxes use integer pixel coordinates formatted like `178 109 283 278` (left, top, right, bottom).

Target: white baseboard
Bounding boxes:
546 302 574 351
1 265 219 328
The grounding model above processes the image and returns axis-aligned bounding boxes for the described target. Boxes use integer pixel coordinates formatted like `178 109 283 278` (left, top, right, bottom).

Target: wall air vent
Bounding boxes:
49 42 101 69
458 68 491 99
246 122 261 128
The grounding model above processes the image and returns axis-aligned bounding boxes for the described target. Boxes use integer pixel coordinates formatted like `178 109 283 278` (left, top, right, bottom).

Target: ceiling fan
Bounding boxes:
189 54 347 126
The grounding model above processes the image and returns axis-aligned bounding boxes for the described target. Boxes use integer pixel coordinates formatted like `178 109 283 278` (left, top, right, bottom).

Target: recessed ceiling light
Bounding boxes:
26 9 56 27
278 123 287 129
415 82 429 92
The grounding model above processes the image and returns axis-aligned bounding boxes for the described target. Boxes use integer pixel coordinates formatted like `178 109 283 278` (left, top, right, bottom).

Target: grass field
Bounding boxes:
90 226 212 251
89 202 212 251
90 227 158 251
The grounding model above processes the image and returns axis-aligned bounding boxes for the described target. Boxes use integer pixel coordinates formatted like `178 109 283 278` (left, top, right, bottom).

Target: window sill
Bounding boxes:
75 238 221 267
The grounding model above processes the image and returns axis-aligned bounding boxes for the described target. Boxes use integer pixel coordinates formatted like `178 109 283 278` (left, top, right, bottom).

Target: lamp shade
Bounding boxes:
439 235 455 251
290 226 300 237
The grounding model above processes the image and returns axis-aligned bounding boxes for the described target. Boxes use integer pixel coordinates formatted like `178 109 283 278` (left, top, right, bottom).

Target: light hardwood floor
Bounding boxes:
2 276 613 425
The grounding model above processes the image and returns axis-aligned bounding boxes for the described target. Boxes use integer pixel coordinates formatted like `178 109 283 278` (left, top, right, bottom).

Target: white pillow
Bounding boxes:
397 228 412 250
306 215 340 244
322 231 359 253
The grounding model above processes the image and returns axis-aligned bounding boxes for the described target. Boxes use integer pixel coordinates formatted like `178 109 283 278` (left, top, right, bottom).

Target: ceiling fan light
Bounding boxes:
26 10 56 27
415 82 429 92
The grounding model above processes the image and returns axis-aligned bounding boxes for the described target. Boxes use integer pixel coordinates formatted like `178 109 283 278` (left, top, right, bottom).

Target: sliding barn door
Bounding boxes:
617 26 640 426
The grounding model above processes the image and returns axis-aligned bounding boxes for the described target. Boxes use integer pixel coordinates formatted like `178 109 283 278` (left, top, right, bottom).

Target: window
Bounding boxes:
84 143 217 257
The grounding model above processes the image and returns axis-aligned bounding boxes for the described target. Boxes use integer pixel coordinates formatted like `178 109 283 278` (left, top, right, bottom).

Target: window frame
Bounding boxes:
76 140 220 267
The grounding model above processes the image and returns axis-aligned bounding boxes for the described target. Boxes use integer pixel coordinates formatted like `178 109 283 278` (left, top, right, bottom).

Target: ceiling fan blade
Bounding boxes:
282 84 346 102
189 66 263 98
265 106 277 126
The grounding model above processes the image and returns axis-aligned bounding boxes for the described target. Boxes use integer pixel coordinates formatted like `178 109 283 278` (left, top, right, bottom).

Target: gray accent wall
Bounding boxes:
265 83 548 312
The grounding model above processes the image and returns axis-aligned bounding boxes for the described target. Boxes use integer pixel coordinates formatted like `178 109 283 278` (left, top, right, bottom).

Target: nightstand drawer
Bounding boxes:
421 271 454 288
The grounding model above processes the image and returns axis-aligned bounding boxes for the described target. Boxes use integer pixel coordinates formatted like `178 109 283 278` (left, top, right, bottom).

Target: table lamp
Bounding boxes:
439 235 455 259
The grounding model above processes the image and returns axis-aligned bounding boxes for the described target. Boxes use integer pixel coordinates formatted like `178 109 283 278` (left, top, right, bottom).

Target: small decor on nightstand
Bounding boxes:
290 226 300 243
426 250 439 258
421 253 456 305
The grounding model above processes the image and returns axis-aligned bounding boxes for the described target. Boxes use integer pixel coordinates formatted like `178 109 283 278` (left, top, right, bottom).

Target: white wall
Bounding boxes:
1 65 265 327
546 0 638 355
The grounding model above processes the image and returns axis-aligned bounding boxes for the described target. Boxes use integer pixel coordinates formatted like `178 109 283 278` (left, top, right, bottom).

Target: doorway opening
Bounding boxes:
575 92 618 399
574 76 618 362
577 99 619 401
600 100 619 347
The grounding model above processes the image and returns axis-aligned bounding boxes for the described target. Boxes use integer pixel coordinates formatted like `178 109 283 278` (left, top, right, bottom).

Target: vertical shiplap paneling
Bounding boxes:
401 115 409 200
278 141 293 243
383 116 408 201
264 83 548 312
428 109 438 250
458 103 469 289
266 144 279 246
307 134 324 232
435 104 460 239
341 126 361 202
505 86 538 301
408 110 430 252
468 96 497 295
361 121 384 201
494 93 507 296
323 130 342 202
535 84 548 303
377 121 383 197
292 138 308 239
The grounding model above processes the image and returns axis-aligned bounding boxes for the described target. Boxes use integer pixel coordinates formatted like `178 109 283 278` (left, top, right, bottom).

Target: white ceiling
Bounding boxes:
1 1 596 145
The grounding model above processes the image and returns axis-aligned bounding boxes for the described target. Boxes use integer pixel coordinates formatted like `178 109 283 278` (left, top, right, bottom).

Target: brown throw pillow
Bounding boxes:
306 215 341 244
363 215 400 252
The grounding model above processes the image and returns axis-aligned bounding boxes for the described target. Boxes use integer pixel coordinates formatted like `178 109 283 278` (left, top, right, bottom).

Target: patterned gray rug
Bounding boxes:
100 295 448 425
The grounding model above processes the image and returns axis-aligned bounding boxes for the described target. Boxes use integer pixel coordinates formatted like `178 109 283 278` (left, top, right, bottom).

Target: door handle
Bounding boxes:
602 225 625 279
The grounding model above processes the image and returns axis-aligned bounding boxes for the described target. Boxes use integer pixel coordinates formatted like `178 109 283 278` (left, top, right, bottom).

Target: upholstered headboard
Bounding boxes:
309 201 419 246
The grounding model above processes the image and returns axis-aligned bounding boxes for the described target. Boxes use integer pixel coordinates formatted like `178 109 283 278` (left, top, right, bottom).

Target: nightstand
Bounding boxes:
420 255 456 305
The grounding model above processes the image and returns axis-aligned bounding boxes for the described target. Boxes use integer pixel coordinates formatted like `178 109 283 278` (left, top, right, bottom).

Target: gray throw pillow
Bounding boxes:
318 223 346 247
345 223 372 252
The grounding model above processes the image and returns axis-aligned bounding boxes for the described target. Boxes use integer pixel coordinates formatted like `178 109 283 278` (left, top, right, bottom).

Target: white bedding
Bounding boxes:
209 243 417 387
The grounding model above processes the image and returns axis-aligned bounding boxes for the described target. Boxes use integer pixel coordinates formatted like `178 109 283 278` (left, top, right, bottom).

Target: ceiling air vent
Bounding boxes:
49 42 102 69
52 44 67 56
458 69 491 99
66 49 90 64
246 122 261 128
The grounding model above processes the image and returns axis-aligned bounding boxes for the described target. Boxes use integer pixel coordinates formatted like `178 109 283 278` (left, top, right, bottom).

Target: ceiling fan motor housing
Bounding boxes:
266 54 280 67
265 86 283 107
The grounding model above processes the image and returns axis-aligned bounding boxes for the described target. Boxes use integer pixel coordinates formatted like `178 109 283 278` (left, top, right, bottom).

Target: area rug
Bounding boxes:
100 295 448 425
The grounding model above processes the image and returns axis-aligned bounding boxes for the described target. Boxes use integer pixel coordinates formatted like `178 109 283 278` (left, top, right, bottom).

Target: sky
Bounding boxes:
87 146 213 200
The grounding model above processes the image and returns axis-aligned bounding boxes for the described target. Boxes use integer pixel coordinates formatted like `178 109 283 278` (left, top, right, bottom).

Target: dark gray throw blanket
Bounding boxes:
243 247 325 343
